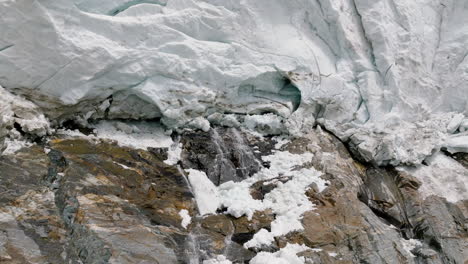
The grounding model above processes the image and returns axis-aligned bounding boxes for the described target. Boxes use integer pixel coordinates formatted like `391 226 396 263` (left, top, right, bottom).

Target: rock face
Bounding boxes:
180 127 262 185
0 126 466 263
1 139 196 263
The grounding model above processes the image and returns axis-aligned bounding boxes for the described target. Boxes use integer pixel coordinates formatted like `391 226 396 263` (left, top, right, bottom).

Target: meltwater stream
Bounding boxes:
177 165 202 264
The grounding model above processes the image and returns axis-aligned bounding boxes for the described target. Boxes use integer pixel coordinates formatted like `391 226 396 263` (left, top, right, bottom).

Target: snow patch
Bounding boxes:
56 128 93 139
202 255 232 264
0 86 50 151
1 138 33 155
217 151 327 248
92 121 173 150
186 169 220 216
250 243 310 264
244 229 274 249
398 153 468 203
165 142 182 166
447 114 465 133
400 238 422 258
273 136 290 150
178 209 191 229
183 150 327 246
444 133 468 154
244 114 285 136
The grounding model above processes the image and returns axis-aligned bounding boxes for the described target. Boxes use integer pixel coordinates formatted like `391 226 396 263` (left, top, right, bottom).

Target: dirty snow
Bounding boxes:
92 121 173 150
165 142 183 166
1 138 33 155
400 238 422 258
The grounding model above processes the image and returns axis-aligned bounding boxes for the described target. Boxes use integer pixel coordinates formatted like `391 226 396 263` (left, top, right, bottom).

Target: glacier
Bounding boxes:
1 0 468 165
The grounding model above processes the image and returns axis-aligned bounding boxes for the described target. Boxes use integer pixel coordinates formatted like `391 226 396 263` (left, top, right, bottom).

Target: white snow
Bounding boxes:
400 239 422 258
218 151 323 219
459 119 468 132
273 136 290 150
0 86 50 151
398 153 468 203
244 114 285 136
57 121 184 165
444 133 468 154
1 0 468 164
178 209 191 229
56 128 93 139
202 255 232 264
244 229 275 249
447 114 465 133
165 142 183 166
182 150 327 247
186 169 220 216
92 121 173 150
217 151 327 248
250 243 310 264
1 138 32 155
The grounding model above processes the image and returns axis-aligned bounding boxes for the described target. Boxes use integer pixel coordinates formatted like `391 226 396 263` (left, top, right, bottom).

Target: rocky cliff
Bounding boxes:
0 125 466 263
0 0 467 263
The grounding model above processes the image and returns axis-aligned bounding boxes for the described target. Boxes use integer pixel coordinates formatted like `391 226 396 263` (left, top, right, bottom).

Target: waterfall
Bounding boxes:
184 231 201 264
210 128 238 185
177 165 201 264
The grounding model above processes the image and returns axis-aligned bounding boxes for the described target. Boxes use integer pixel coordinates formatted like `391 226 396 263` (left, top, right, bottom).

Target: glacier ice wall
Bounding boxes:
0 0 467 165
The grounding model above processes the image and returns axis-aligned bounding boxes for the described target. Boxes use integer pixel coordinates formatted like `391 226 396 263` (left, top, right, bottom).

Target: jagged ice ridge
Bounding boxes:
1 0 468 165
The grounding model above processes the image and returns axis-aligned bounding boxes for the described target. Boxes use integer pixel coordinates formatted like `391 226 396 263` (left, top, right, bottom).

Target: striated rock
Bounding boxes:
0 125 466 263
0 146 68 263
49 138 197 263
181 127 261 185
282 127 467 264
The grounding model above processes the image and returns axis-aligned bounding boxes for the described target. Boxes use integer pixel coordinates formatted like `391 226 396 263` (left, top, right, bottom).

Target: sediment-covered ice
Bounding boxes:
1 0 467 164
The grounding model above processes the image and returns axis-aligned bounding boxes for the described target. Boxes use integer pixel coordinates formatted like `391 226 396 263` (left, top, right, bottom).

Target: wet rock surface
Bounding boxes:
180 128 262 186
0 126 466 263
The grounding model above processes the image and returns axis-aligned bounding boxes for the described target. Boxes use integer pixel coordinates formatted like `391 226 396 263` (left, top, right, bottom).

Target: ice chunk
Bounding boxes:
447 114 465 133
0 86 50 142
250 243 310 264
203 255 232 264
400 239 422 258
165 142 182 166
187 169 220 216
1 138 32 156
244 114 285 136
444 134 468 154
178 209 191 229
